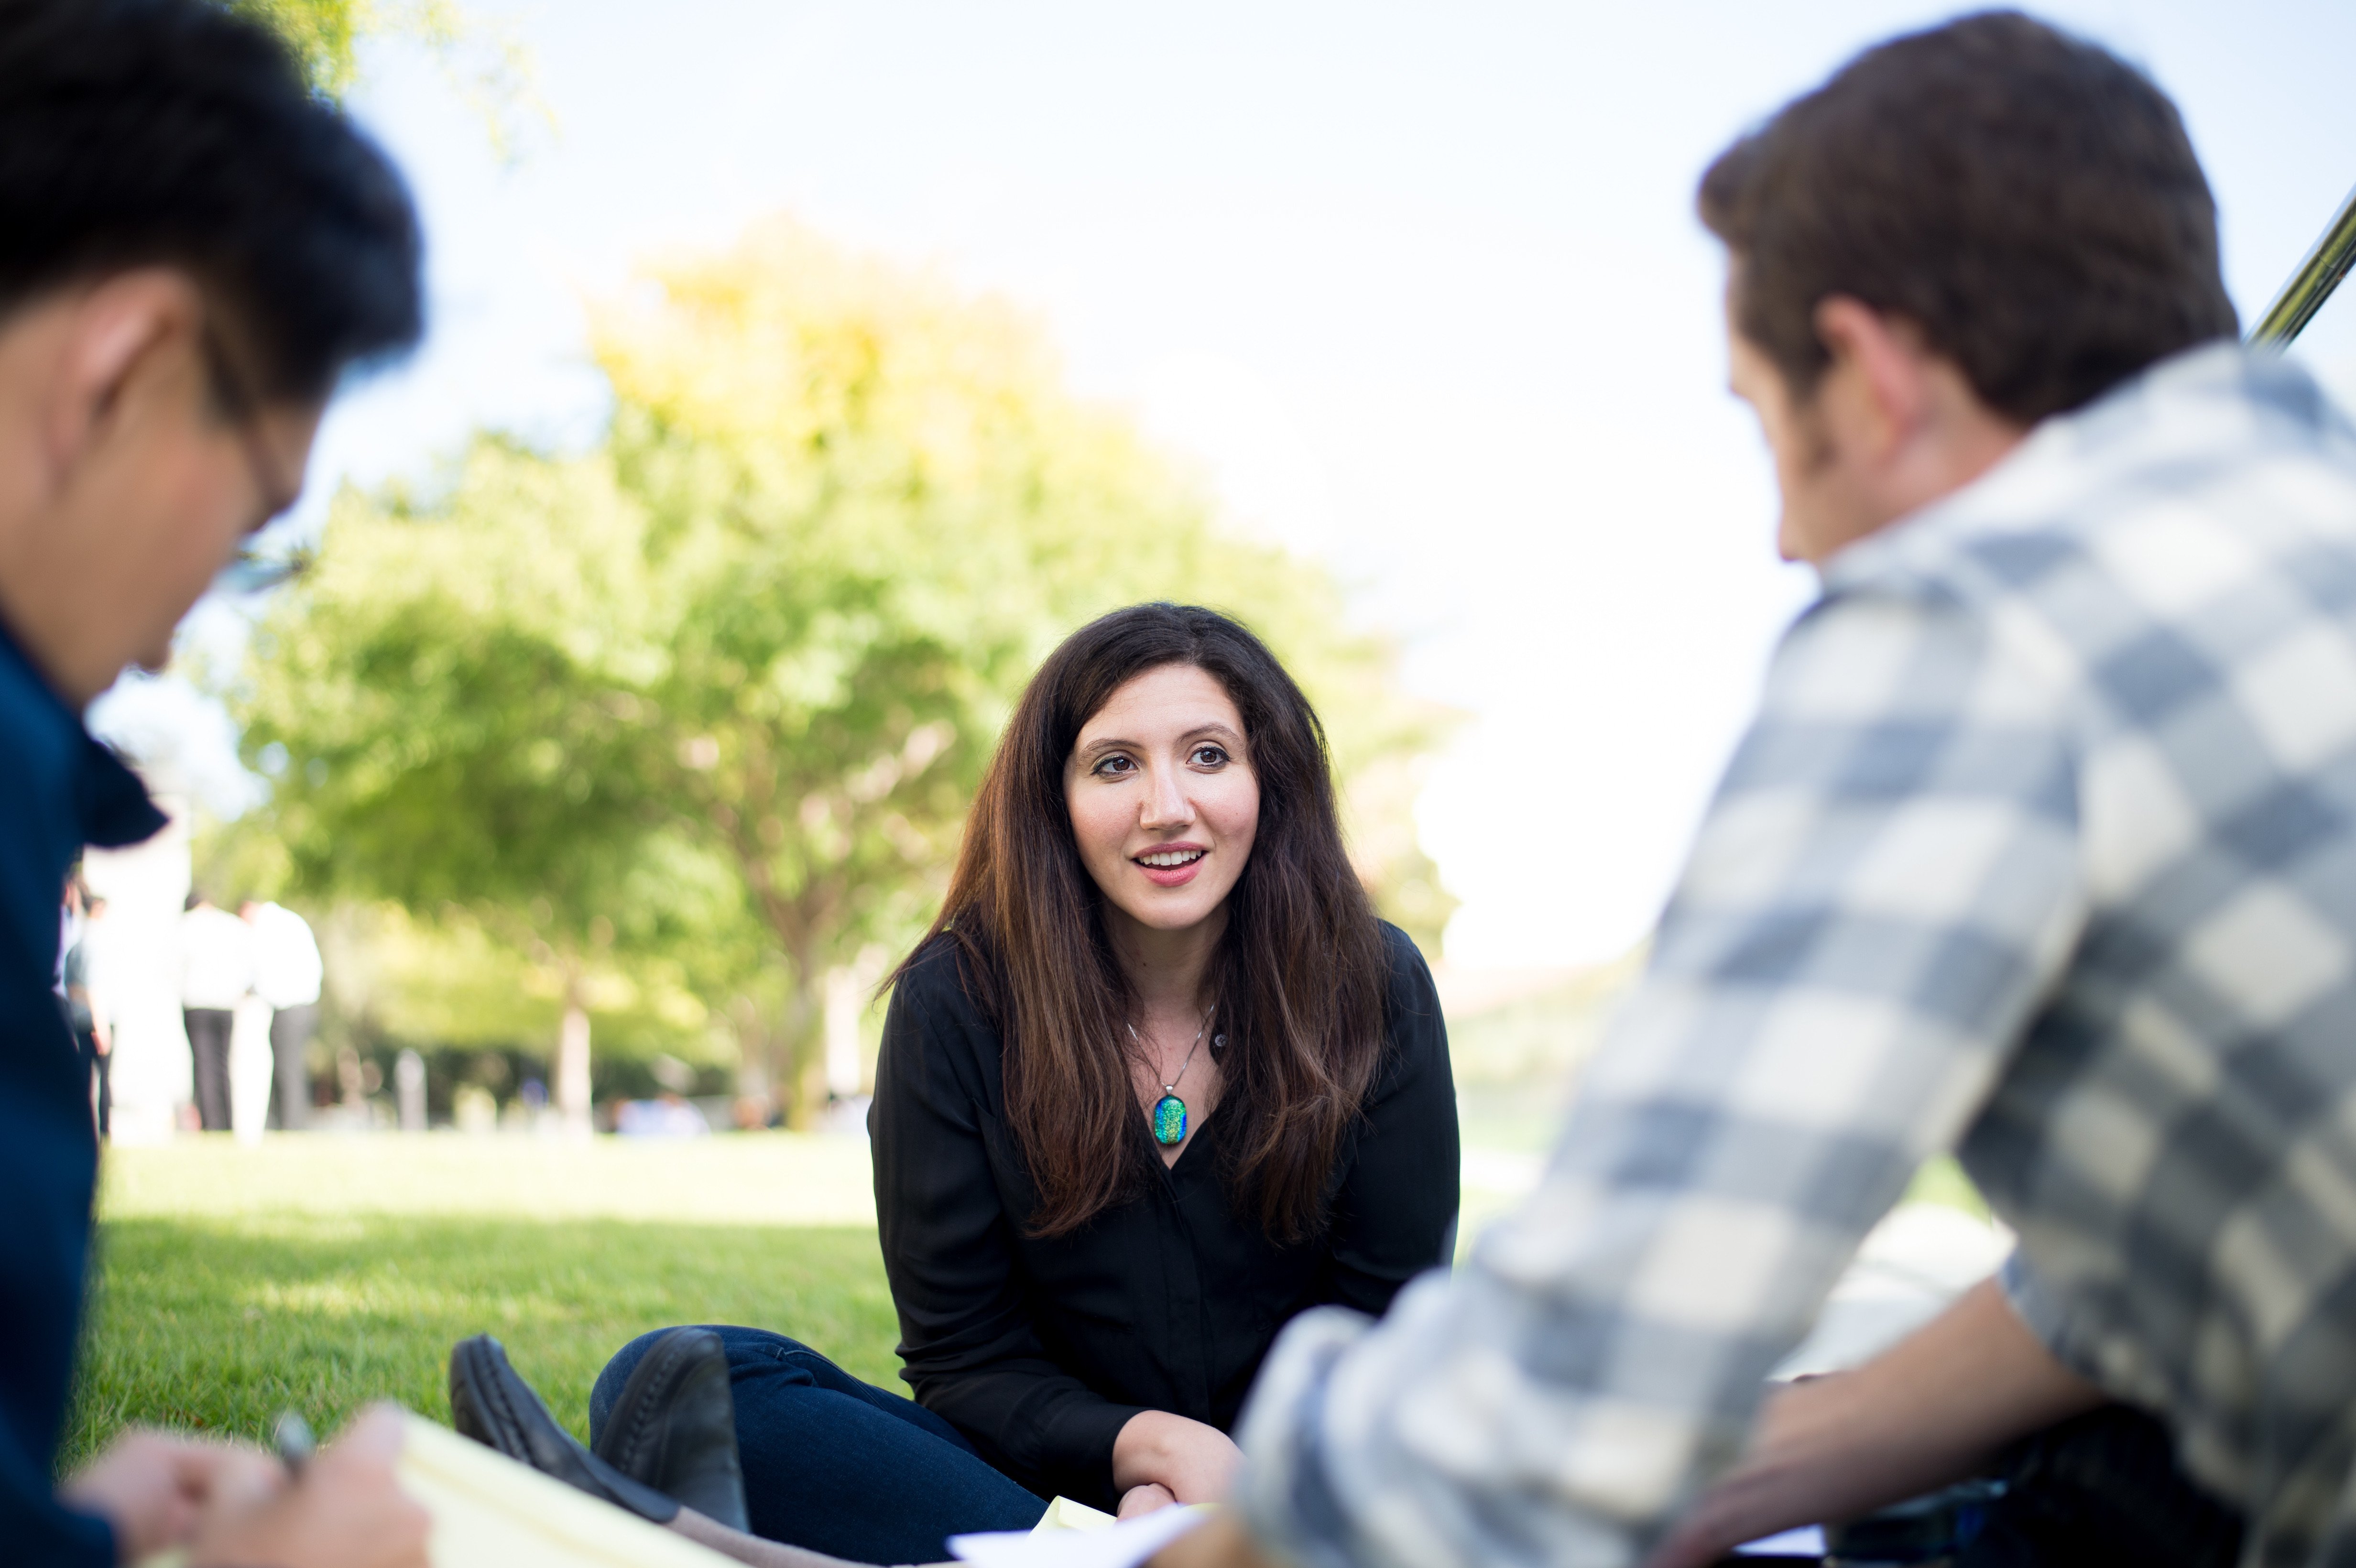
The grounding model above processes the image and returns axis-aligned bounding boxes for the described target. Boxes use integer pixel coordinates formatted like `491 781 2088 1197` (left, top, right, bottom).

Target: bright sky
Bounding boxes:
145 0 2356 968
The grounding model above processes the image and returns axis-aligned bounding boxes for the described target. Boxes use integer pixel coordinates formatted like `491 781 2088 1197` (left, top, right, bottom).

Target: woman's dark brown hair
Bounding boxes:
896 602 1389 1242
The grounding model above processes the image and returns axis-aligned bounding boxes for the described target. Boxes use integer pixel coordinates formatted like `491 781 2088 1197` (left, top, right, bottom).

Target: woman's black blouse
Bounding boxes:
869 923 1459 1508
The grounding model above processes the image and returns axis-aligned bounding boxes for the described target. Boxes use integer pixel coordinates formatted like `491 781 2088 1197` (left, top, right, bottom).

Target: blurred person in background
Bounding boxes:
177 890 249 1132
1161 12 2356 1568
240 897 321 1130
614 1090 711 1138
63 887 110 1137
53 872 84 1000
446 604 1460 1568
0 0 427 1563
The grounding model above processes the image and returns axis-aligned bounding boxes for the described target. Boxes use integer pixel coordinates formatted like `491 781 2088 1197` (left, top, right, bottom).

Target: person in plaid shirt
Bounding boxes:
1162 12 2356 1568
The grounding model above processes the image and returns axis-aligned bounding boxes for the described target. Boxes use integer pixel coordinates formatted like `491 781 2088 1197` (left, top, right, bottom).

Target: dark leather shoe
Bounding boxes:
592 1328 749 1532
448 1334 682 1524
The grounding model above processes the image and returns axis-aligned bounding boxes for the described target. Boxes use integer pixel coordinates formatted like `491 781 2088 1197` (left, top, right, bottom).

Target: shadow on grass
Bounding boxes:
65 1215 898 1471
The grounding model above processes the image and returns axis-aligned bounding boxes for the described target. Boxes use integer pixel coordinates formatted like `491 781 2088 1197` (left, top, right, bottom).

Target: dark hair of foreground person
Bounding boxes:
0 0 424 405
898 601 1390 1241
1698 8 2237 424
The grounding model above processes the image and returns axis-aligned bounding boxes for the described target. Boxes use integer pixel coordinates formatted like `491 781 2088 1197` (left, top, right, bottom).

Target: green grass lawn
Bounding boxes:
65 1119 1565 1471
65 1135 897 1471
65 1116 1992 1475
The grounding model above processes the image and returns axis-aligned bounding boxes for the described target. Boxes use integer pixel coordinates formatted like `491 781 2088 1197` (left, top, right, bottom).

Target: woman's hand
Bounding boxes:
1113 1410 1243 1505
1120 1482 1179 1518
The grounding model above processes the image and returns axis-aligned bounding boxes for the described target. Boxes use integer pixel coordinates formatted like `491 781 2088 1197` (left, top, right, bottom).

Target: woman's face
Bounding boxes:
1064 663 1260 938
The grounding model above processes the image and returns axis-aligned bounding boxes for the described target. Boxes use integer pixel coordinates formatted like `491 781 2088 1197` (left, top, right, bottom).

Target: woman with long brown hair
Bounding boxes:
474 603 1456 1566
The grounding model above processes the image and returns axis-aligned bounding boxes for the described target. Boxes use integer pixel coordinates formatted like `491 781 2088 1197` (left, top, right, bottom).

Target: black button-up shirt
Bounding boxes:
0 617 164 1566
871 923 1459 1508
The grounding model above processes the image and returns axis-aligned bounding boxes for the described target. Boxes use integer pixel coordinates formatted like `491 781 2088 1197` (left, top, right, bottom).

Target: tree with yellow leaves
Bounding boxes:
242 220 1451 1126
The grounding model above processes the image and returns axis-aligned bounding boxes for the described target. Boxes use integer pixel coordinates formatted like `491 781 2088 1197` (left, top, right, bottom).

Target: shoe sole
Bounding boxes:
595 1328 748 1533
597 1330 705 1476
448 1333 683 1524
450 1335 536 1459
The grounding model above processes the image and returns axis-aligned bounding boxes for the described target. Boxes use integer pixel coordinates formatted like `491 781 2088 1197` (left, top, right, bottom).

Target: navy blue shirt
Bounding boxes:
0 616 164 1565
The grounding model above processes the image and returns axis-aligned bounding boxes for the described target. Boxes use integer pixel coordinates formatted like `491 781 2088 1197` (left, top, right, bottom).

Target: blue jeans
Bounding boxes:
591 1326 1047 1564
1956 1405 2241 1568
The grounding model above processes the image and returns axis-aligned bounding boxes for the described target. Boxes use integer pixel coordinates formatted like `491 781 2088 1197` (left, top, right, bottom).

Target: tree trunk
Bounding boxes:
556 978 592 1140
781 934 825 1131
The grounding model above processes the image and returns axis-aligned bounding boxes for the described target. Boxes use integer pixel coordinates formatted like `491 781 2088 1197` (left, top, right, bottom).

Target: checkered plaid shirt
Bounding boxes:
1236 345 2356 1568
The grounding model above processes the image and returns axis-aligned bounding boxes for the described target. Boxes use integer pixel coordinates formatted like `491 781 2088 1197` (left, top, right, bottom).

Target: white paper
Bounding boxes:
950 1503 1210 1568
952 1507 1818 1567
1734 1524 1826 1556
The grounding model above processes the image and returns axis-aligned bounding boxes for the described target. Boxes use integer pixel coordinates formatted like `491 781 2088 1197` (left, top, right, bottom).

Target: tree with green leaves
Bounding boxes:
242 443 723 1129
229 0 368 92
241 218 1452 1125
233 0 538 155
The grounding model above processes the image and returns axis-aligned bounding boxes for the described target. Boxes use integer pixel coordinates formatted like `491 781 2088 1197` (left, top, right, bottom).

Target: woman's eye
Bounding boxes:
1093 754 1136 777
1191 746 1228 768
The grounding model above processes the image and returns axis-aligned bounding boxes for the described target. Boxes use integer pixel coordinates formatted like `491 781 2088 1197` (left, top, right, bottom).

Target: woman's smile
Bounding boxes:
1134 843 1208 886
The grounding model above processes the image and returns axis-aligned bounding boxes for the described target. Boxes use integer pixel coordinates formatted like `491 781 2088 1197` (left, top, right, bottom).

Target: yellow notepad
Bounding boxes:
395 1415 740 1567
140 1416 1176 1566
140 1414 740 1568
1031 1495 1119 1533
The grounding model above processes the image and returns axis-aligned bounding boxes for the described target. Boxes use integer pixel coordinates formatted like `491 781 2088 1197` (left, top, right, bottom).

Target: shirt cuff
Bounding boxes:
24 1498 116 1568
1997 1248 2094 1381
1037 1395 1150 1507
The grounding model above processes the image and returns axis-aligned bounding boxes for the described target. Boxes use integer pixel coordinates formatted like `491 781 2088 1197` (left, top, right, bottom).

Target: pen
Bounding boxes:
273 1410 315 1481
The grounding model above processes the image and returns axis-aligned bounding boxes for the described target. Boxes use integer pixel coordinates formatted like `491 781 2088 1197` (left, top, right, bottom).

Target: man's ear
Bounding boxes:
40 270 207 484
1811 295 1930 462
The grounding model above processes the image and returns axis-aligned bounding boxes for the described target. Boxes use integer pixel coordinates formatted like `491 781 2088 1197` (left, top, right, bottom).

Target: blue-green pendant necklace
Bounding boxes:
1132 1014 1212 1146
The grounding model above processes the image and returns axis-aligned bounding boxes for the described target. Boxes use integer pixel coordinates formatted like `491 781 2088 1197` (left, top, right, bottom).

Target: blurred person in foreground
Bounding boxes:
0 0 427 1564
240 897 323 1129
1163 12 2356 1568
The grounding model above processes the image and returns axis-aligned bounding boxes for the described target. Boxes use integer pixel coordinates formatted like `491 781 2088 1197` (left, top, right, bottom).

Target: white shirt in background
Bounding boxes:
247 902 323 1010
54 904 80 995
179 904 254 1010
78 910 123 1024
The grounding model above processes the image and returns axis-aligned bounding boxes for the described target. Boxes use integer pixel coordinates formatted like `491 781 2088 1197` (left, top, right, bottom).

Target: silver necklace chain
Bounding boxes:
1128 1013 1211 1094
